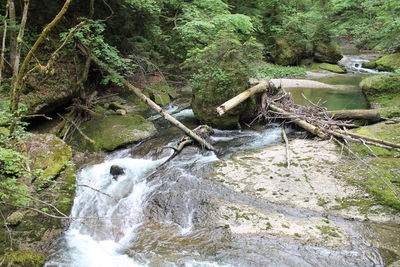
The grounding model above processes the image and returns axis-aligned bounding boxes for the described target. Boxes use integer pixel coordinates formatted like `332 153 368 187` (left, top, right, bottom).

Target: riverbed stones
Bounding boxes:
110 165 125 179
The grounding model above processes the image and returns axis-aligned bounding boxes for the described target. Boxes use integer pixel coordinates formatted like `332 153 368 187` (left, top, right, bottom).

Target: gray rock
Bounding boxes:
110 165 125 179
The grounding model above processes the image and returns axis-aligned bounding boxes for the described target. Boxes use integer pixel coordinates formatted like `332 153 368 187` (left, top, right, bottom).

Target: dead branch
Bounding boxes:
326 109 381 121
281 127 290 168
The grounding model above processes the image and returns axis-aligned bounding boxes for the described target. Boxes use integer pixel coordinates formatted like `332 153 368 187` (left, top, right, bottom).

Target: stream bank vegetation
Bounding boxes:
0 0 399 264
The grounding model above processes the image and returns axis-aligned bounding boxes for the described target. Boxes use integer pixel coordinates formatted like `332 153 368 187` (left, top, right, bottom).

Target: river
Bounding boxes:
45 56 398 267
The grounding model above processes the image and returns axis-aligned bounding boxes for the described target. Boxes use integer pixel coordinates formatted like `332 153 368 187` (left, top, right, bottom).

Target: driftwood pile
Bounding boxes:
217 81 400 153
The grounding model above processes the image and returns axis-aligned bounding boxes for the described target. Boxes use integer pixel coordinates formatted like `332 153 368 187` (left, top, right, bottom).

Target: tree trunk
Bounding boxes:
9 0 73 120
326 109 381 121
83 51 216 151
216 81 269 116
11 0 29 83
7 0 16 70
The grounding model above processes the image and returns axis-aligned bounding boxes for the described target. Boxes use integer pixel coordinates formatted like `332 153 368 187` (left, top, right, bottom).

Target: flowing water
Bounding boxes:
46 56 396 266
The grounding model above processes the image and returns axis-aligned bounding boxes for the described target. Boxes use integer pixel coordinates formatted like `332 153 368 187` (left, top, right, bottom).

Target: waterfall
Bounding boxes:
338 55 385 74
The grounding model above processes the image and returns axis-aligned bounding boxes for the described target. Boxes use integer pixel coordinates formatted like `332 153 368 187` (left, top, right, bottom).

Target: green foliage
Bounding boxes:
184 34 263 102
72 20 135 85
173 0 255 59
251 65 306 79
331 0 400 50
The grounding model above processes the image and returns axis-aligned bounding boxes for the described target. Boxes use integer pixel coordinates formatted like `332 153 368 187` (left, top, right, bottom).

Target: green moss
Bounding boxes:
360 74 400 97
363 53 400 72
26 134 72 188
153 91 171 106
273 38 306 66
1 250 46 267
109 102 126 111
318 63 346 73
351 122 400 157
71 114 157 151
317 225 340 237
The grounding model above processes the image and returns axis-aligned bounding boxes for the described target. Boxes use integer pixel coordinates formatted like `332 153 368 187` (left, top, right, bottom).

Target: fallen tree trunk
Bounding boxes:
268 102 327 138
326 109 381 121
80 49 216 152
332 129 400 150
217 81 270 116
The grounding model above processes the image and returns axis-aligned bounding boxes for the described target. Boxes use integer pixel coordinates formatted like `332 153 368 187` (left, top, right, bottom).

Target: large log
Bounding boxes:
216 81 269 116
84 53 216 152
326 109 381 121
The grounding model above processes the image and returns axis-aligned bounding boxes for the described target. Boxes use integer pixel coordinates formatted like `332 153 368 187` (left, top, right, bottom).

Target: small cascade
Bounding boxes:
339 55 384 74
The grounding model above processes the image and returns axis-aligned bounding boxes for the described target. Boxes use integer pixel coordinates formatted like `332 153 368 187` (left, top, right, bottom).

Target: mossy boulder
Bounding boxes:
72 114 157 151
362 53 400 72
351 122 400 157
318 63 346 73
360 74 400 112
313 41 343 64
187 35 262 129
25 134 73 188
0 250 46 267
273 38 306 66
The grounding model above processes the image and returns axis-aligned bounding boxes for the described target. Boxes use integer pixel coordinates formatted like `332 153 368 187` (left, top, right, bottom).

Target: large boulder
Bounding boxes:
72 114 157 151
188 36 262 129
360 74 400 117
313 41 343 63
362 53 400 72
273 38 307 66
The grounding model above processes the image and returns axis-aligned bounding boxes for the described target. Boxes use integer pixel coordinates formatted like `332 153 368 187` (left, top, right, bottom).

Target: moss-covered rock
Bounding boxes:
72 114 157 151
313 41 343 64
26 134 72 187
351 122 400 157
273 38 306 66
360 74 400 112
0 250 46 267
362 53 400 72
154 91 171 106
25 134 72 188
318 63 346 73
187 35 262 129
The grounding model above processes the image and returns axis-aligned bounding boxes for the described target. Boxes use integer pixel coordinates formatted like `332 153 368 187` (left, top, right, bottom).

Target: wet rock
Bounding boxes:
110 165 125 179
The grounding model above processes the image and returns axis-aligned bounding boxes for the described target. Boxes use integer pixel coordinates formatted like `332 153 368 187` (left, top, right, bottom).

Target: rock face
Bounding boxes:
363 53 400 72
72 114 157 151
0 134 76 262
313 40 343 63
273 38 306 66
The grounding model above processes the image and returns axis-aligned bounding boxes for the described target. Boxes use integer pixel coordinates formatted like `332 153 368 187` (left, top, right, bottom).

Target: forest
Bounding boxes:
0 0 399 266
